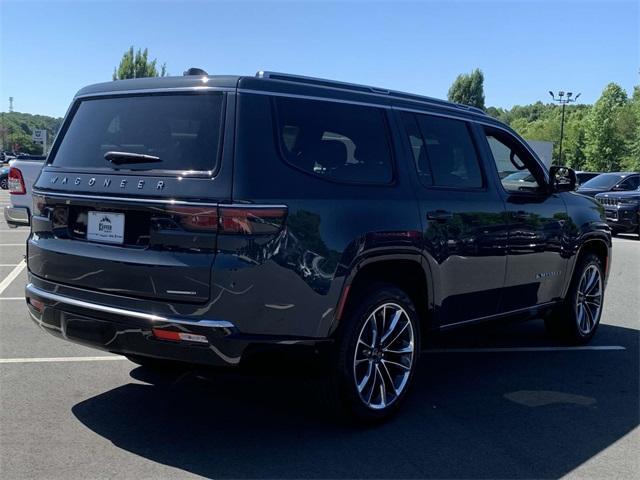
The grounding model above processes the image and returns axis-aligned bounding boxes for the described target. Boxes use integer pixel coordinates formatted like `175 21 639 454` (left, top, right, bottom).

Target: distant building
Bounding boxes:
526 140 554 168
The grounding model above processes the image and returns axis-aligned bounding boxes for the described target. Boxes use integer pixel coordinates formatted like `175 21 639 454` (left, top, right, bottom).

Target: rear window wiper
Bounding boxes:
104 151 161 165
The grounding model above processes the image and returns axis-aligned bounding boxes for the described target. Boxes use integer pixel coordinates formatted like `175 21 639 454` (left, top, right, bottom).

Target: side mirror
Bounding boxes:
612 185 626 191
549 166 577 192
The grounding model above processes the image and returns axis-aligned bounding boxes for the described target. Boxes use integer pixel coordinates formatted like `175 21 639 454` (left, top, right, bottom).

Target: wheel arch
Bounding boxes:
329 254 433 337
563 234 612 297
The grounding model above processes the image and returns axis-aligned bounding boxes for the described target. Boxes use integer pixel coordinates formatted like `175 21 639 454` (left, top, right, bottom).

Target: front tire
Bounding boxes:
545 253 605 344
328 283 420 423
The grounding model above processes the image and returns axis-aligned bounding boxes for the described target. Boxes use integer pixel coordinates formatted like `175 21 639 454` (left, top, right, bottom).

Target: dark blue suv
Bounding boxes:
25 71 611 421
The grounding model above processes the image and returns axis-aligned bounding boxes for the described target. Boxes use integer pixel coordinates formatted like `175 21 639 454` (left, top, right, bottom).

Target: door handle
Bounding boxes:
427 210 453 222
512 210 531 221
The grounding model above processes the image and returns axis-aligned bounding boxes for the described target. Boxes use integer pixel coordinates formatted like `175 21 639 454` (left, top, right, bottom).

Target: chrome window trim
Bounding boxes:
239 88 393 110
241 79 485 117
25 283 235 329
393 105 550 181
238 88 547 178
74 86 234 99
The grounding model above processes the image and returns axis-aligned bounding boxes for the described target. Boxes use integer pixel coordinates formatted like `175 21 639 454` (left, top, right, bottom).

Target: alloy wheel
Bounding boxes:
353 302 415 410
575 264 602 335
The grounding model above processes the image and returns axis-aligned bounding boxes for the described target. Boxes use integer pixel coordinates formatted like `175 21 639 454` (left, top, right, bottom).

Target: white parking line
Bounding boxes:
0 356 127 364
0 244 27 246
423 345 625 353
0 260 26 295
0 297 24 300
0 264 20 266
0 347 626 366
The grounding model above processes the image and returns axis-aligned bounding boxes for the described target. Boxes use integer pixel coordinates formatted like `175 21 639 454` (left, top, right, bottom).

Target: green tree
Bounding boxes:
584 83 629 171
447 68 485 110
620 85 640 171
112 46 167 80
0 111 62 154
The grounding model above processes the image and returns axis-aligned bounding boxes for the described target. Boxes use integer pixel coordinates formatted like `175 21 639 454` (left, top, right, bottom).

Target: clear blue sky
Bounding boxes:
1 0 638 118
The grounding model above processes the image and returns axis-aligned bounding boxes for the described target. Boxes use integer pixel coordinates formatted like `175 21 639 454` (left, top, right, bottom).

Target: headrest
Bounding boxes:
310 140 348 170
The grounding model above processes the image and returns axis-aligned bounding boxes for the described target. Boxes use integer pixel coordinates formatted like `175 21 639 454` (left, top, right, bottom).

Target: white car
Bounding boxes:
4 156 45 227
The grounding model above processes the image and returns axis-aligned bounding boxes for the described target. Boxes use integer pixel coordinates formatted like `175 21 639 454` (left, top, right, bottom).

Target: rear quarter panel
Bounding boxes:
217 91 424 338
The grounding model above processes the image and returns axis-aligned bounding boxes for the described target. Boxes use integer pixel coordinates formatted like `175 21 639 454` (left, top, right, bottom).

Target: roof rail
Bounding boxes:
255 71 488 116
454 104 487 115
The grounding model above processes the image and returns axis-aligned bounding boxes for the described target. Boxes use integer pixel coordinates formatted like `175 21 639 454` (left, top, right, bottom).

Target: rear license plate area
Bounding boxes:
87 211 125 244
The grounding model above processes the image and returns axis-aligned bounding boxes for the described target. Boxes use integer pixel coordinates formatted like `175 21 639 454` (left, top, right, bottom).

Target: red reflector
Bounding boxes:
28 298 44 312
336 284 351 320
8 167 26 195
152 328 209 344
152 329 181 342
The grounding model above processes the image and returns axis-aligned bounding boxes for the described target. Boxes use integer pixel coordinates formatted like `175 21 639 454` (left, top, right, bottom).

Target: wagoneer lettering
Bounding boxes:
25 69 611 422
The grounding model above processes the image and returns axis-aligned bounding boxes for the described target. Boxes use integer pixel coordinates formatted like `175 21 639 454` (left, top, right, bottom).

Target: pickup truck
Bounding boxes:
4 155 45 228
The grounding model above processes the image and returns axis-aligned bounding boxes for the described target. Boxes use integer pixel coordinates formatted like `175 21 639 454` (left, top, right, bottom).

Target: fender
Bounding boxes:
561 229 612 298
327 250 434 336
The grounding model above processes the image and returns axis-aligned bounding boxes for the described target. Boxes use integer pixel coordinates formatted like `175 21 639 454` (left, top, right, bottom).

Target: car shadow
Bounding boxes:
72 320 639 479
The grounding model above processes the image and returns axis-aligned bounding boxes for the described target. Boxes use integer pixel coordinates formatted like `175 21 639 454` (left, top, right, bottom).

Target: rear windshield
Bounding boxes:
51 93 224 172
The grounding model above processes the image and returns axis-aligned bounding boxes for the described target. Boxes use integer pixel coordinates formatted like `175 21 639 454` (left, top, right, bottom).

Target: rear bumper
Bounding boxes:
4 206 30 227
25 282 327 368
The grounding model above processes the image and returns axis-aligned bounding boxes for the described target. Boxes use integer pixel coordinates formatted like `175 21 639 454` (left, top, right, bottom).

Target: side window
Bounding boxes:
274 97 393 184
409 113 484 189
618 175 639 190
484 128 544 193
400 112 432 185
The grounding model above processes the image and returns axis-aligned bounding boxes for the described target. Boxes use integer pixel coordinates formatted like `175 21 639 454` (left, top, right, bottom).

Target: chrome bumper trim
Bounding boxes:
4 206 30 226
25 283 235 329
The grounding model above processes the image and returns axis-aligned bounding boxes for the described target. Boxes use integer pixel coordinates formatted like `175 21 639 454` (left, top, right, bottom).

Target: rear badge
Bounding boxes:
50 175 164 190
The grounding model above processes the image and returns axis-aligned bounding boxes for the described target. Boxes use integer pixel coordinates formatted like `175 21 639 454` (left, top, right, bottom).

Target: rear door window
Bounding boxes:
402 112 483 189
51 93 224 172
273 97 393 184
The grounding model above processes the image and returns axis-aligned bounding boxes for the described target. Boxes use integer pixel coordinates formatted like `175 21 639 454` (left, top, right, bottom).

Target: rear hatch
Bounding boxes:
29 90 232 303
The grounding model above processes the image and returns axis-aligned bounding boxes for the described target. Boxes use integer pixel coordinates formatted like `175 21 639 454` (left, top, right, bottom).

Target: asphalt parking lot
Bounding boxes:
0 188 638 479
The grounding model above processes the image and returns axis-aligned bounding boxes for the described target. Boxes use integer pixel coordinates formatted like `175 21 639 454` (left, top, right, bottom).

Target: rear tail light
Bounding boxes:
28 298 44 312
8 167 26 194
32 194 46 216
168 205 287 235
219 206 287 235
171 206 219 232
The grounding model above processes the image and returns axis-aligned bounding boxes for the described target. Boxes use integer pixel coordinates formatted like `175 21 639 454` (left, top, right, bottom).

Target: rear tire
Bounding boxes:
0 178 7 189
544 253 605 344
327 283 420 423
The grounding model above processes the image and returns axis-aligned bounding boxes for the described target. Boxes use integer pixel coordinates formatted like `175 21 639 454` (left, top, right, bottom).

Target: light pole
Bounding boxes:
549 90 580 165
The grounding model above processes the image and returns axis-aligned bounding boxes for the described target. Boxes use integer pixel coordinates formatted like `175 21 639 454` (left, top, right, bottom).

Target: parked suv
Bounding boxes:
596 187 640 237
25 71 611 421
577 172 640 197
